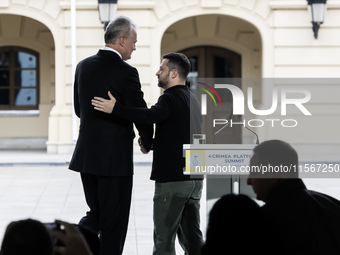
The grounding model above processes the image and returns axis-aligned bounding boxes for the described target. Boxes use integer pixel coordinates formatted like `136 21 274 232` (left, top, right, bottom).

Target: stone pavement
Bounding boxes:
0 148 207 255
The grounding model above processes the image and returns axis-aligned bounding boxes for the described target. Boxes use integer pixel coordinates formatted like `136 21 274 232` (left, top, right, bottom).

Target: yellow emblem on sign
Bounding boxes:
185 150 205 173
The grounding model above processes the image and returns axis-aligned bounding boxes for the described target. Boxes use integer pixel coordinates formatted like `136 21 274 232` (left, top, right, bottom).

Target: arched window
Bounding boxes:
0 47 39 110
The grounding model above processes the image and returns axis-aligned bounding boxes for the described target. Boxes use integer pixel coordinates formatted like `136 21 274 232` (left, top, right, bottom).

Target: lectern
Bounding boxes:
183 144 257 210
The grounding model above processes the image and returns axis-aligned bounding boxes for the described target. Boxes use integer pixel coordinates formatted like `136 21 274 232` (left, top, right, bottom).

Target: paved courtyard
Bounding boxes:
0 149 206 254
0 149 340 254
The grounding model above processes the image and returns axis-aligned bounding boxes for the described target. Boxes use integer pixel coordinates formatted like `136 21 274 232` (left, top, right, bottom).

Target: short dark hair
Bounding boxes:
104 15 137 44
1 219 53 255
254 140 298 167
162 52 191 81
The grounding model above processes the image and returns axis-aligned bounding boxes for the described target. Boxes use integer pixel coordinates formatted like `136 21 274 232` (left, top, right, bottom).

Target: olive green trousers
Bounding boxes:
153 180 204 255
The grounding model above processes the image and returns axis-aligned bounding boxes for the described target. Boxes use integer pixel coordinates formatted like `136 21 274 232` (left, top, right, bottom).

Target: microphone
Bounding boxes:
213 107 233 144
238 115 259 144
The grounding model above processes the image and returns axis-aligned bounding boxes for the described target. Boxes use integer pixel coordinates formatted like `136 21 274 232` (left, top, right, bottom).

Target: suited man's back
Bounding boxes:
68 16 154 255
69 50 152 177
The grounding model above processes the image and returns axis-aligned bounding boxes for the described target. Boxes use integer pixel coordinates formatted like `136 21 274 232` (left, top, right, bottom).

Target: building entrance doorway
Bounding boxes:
181 46 257 203
182 46 242 144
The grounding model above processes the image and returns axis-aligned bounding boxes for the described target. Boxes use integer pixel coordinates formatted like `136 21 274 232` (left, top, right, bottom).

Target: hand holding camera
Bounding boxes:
49 220 93 255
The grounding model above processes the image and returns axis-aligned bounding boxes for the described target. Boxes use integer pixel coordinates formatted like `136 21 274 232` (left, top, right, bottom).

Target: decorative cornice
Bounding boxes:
59 1 155 10
0 0 9 9
118 1 155 10
59 1 97 10
269 0 340 10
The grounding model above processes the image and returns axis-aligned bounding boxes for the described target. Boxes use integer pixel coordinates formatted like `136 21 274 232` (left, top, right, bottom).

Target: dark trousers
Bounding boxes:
79 173 133 255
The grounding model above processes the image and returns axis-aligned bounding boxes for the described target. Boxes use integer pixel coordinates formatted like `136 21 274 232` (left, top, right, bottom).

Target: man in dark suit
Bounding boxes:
69 15 153 255
247 140 340 254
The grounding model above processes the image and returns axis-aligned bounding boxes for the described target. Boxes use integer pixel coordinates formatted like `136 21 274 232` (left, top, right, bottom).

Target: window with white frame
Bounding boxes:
0 47 39 110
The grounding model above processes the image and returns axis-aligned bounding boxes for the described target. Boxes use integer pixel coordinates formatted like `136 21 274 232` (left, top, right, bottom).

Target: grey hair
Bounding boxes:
104 15 137 44
253 140 299 178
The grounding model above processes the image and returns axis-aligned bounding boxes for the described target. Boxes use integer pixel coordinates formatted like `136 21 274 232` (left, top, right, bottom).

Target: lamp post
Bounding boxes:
98 0 118 30
307 0 327 39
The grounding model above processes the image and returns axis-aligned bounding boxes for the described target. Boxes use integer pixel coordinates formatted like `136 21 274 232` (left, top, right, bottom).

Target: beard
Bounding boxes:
157 73 169 89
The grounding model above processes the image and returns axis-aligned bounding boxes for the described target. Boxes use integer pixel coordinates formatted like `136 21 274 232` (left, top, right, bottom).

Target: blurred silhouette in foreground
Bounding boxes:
201 194 277 255
0 219 99 255
247 140 340 255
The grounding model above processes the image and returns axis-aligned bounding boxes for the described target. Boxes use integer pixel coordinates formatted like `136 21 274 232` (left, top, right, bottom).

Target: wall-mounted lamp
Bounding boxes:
307 0 327 39
98 0 118 30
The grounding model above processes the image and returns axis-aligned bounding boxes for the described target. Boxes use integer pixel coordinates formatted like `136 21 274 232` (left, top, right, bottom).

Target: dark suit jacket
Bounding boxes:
263 179 340 255
69 50 153 177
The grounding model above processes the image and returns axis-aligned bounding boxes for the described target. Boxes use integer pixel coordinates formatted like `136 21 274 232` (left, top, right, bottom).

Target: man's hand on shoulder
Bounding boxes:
92 91 116 114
